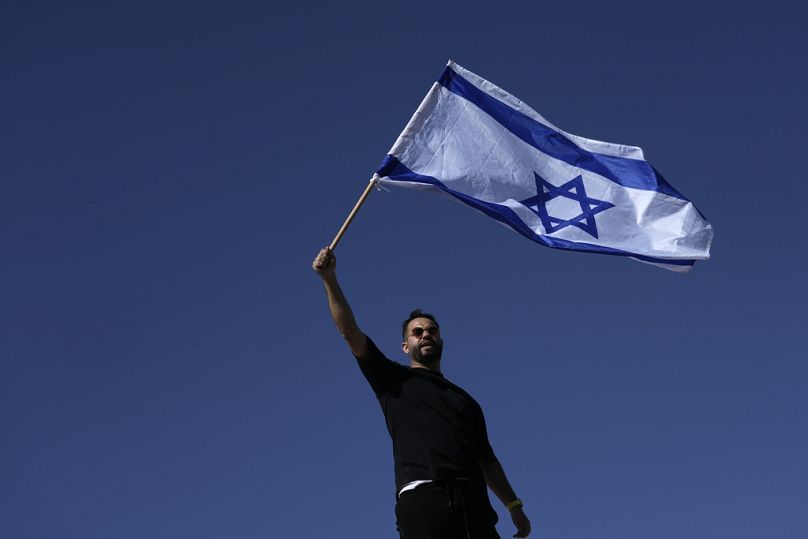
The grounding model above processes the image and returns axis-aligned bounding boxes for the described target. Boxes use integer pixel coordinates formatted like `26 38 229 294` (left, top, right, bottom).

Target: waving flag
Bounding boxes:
375 61 713 272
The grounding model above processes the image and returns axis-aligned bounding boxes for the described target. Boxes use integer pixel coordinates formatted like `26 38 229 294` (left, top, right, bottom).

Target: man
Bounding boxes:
313 246 531 538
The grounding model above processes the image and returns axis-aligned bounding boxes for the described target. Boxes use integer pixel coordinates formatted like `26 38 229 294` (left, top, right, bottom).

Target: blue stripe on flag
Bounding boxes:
377 154 696 268
437 66 687 201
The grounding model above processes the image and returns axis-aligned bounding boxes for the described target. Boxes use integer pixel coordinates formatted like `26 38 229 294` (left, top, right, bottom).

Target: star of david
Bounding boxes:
519 172 614 239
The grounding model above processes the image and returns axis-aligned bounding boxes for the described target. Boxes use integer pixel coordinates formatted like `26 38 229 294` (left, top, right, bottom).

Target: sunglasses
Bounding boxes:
409 326 440 338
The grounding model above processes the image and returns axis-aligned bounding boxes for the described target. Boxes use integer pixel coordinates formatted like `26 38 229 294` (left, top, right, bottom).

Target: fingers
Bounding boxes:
312 247 335 272
511 511 531 538
513 524 530 538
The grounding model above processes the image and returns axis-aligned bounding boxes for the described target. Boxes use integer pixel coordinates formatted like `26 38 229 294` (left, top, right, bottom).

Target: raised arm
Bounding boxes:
479 457 531 538
312 247 368 358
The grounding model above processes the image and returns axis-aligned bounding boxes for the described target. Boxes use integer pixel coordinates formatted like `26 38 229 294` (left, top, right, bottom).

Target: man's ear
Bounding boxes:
401 341 409 354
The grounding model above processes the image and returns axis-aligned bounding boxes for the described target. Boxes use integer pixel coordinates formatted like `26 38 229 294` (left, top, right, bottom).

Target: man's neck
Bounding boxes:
410 360 442 374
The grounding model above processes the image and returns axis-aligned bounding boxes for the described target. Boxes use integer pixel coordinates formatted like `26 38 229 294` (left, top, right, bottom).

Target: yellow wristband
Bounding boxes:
506 499 523 511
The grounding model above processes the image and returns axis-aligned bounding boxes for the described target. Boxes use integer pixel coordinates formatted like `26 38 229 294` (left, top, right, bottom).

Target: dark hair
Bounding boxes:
402 309 439 339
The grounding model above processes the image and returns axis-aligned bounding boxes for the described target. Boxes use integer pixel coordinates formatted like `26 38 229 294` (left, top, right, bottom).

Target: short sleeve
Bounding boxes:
356 337 406 398
475 404 497 461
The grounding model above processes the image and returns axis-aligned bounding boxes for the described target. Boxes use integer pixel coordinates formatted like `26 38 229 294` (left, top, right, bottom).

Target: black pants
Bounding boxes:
395 481 500 539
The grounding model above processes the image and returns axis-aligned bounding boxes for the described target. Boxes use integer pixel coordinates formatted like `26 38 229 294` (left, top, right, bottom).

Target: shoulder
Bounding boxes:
441 375 478 401
356 336 398 367
356 337 409 393
442 375 487 412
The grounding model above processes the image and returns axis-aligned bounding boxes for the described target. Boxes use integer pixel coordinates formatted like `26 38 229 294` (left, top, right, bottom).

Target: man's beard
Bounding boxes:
412 340 443 364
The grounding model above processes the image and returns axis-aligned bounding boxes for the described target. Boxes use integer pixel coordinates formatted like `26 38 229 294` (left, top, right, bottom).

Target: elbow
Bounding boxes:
341 330 360 347
343 331 368 358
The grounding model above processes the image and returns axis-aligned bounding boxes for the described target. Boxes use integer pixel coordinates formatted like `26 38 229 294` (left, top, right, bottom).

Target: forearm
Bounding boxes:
321 275 367 357
479 458 519 506
322 276 359 336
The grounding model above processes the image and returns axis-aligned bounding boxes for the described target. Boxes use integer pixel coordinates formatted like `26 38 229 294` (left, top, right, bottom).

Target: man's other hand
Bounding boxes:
511 506 531 538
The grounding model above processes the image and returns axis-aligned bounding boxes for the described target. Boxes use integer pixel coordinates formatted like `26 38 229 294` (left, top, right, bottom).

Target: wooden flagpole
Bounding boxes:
329 176 377 251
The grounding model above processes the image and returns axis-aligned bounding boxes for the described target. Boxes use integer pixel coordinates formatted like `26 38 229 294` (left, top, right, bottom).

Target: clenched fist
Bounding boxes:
312 247 336 279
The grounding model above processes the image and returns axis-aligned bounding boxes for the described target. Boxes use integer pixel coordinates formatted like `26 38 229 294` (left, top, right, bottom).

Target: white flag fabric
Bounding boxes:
375 61 713 272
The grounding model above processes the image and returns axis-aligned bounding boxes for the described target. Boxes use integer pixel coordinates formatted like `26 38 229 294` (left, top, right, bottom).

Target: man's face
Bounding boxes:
402 317 443 366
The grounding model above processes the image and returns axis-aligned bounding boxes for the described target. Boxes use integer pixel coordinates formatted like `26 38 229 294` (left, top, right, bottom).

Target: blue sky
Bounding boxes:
3 1 807 538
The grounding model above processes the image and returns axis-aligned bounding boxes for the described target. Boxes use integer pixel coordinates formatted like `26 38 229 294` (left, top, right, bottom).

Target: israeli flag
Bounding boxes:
376 61 713 272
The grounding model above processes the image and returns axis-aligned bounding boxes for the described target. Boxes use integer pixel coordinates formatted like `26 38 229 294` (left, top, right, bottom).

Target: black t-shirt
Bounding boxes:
357 337 496 495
